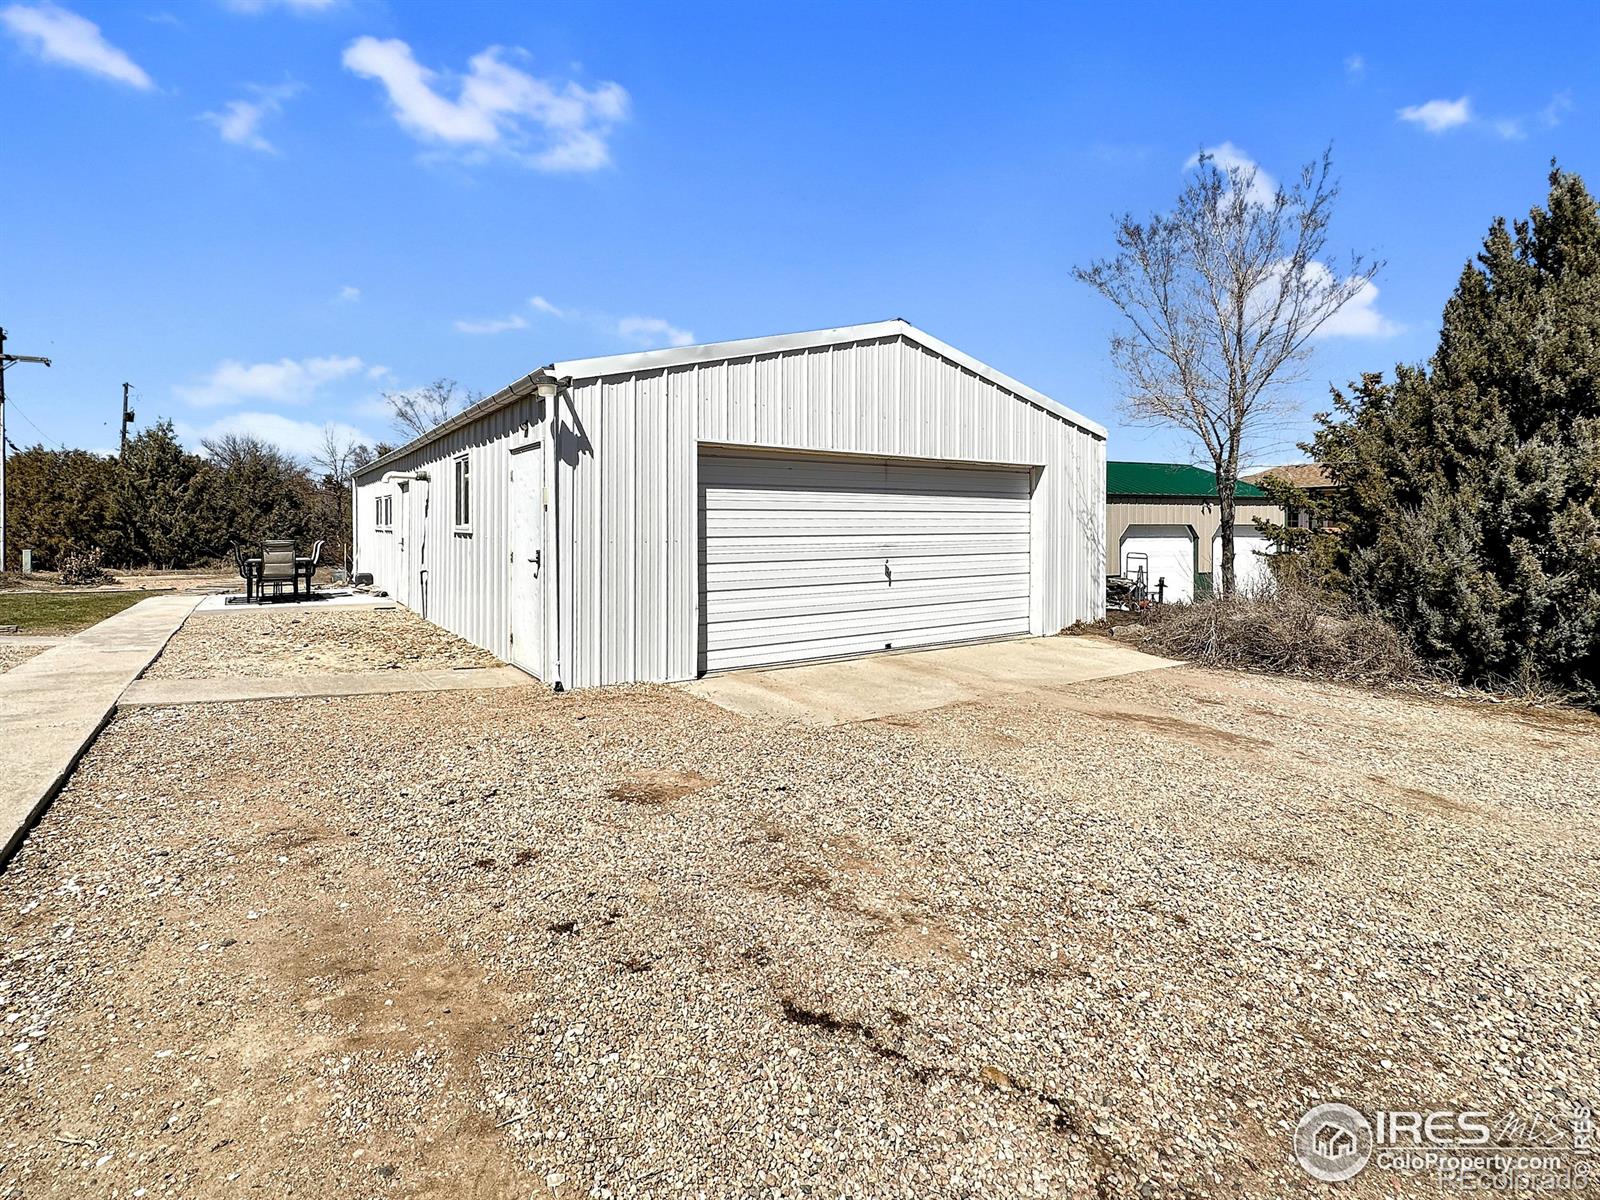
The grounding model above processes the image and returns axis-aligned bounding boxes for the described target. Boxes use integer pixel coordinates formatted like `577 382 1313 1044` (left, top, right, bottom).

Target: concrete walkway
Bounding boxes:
683 635 1182 727
0 595 199 867
119 665 532 708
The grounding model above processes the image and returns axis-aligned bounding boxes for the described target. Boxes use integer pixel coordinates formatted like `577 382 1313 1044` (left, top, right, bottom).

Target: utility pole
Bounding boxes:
121 382 135 462
0 327 53 571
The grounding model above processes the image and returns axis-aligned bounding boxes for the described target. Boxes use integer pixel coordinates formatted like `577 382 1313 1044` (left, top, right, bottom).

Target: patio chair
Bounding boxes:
297 540 323 594
231 543 260 602
257 539 299 602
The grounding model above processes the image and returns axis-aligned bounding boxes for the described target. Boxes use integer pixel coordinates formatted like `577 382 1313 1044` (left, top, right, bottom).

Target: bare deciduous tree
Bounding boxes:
380 378 480 440
1075 147 1378 596
309 424 369 486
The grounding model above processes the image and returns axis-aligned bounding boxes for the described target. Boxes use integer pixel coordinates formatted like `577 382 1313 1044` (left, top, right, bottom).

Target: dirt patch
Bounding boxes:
1094 707 1271 748
605 767 714 806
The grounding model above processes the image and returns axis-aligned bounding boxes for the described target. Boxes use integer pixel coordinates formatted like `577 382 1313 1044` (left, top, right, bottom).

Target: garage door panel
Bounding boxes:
700 452 1033 671
702 533 1031 565
702 597 1031 651
1211 527 1275 595
699 457 1030 497
705 617 1034 672
703 488 1030 514
704 575 1030 621
706 511 1026 537
705 552 1031 590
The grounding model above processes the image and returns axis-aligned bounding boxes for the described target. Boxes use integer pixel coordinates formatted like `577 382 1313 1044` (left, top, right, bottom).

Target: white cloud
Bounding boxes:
1344 53 1364 78
1 2 153 89
337 284 361 302
1314 274 1402 339
186 412 373 461
453 313 528 335
1246 262 1400 341
201 82 300 153
1541 92 1573 128
529 295 565 317
1186 141 1276 207
1398 96 1472 133
341 36 629 171
616 316 695 348
1491 117 1525 141
177 355 370 407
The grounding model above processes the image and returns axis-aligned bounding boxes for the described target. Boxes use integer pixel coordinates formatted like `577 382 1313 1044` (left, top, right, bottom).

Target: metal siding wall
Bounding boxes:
556 334 1104 688
351 394 540 663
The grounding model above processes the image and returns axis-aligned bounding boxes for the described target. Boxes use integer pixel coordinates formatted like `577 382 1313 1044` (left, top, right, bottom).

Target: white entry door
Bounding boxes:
393 482 414 609
508 444 545 677
699 452 1033 672
1120 524 1195 604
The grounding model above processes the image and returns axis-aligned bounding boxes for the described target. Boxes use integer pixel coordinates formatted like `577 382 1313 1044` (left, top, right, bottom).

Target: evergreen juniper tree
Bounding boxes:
1312 167 1600 700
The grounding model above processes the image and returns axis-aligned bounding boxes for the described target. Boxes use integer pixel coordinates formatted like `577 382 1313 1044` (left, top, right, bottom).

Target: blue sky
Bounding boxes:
1 0 1594 466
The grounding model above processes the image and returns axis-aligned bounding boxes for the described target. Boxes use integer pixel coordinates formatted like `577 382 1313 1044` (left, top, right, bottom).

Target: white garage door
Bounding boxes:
700 453 1033 672
1119 524 1195 604
1212 525 1275 595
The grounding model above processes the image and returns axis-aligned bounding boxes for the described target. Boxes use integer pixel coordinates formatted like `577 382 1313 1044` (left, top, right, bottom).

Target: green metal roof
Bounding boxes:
1106 461 1268 499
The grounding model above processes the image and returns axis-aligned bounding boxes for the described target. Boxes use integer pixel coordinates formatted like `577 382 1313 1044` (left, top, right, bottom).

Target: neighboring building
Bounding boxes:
352 320 1108 689
1106 462 1284 602
1243 462 1337 530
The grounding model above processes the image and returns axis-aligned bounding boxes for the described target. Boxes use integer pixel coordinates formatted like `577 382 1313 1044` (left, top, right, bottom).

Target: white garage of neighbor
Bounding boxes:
352 320 1108 690
1118 524 1197 604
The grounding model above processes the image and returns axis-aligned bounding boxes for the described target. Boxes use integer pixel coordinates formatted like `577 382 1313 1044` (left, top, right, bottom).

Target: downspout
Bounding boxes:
547 380 565 693
349 474 358 578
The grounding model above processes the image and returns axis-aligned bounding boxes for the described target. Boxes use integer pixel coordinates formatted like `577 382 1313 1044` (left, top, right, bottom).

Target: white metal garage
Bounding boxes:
1119 524 1196 604
352 320 1107 689
700 451 1033 671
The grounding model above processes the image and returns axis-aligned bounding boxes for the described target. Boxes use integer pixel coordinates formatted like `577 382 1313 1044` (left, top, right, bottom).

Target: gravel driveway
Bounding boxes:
1 665 1596 1198
142 605 499 678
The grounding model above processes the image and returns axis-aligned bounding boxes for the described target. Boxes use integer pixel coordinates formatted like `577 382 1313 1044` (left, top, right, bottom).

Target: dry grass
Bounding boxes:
1130 586 1426 686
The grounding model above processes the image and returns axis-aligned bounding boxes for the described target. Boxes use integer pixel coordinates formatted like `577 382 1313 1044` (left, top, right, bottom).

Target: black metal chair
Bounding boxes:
297 540 323 595
258 540 298 602
232 544 260 602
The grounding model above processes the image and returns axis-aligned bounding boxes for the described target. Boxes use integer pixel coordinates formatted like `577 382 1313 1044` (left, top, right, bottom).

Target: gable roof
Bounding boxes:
354 319 1104 481
1107 461 1268 500
1243 462 1334 490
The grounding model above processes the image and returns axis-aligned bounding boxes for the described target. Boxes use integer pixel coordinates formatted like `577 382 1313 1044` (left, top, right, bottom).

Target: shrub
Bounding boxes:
58 547 116 587
1132 583 1425 687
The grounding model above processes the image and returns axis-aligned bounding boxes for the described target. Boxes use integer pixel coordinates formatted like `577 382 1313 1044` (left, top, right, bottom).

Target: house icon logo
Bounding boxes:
1294 1103 1373 1182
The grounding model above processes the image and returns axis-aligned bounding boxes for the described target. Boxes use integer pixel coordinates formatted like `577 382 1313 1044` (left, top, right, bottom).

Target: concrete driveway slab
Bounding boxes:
681 635 1181 726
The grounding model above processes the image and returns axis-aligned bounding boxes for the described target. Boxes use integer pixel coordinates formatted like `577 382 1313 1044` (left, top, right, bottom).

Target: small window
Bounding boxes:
453 455 471 530
375 494 393 530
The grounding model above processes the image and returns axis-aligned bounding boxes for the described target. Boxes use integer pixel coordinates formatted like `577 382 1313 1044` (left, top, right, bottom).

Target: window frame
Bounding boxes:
452 453 472 532
374 493 393 531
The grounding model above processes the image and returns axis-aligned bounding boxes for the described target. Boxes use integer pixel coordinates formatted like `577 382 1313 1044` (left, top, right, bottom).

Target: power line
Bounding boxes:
4 396 67 451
